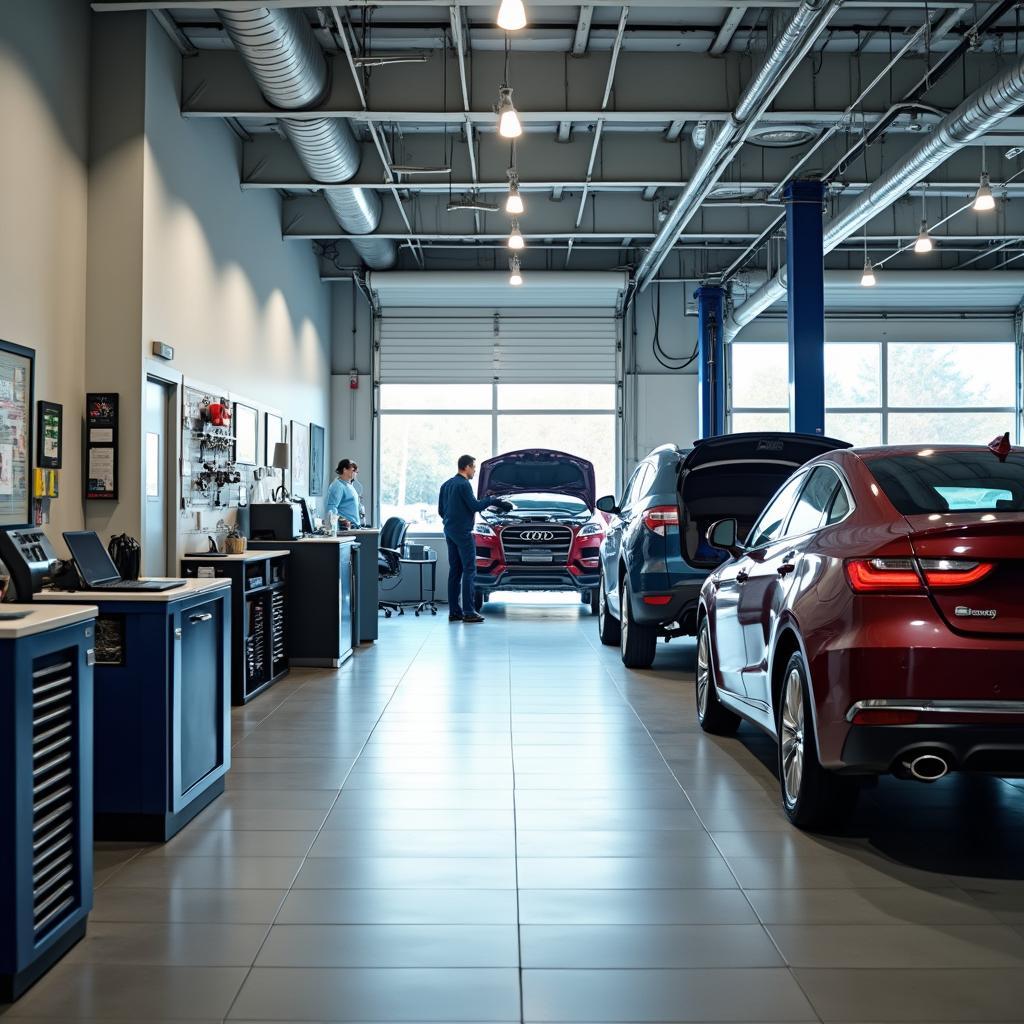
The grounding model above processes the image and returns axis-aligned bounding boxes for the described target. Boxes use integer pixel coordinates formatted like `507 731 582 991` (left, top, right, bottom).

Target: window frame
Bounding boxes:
745 472 808 550
782 464 855 541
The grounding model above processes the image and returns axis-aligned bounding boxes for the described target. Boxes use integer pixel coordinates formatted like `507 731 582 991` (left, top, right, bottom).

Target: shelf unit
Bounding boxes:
181 552 290 704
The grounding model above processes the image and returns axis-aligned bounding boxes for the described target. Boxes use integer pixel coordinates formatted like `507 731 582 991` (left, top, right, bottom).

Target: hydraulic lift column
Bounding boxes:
696 285 725 438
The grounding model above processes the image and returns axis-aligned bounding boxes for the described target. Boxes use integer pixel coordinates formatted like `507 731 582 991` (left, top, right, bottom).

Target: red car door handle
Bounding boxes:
736 570 750 583
778 563 796 576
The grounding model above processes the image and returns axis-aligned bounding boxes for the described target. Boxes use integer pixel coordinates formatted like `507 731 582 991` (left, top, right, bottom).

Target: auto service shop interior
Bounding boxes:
4 0 1024 1019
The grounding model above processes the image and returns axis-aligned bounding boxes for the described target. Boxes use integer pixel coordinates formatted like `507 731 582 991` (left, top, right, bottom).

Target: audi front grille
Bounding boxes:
499 525 574 565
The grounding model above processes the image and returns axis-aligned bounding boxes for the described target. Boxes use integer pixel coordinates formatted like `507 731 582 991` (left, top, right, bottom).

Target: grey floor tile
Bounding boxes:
521 967 817 1021
105 855 304 890
517 889 758 925
794 967 1024 1021
515 829 720 858
308 829 515 858
333 789 515 810
515 808 704 831
150 829 317 858
323 807 516 831
275 889 519 925
516 857 736 890
726 855 951 890
63 921 269 967
187 806 332 832
255 923 519 967
293 856 518 889
5 963 247 1019
89 887 286 924
227 967 521 1021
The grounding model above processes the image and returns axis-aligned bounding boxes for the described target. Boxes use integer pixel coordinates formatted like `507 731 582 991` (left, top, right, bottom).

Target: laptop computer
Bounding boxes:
63 531 185 592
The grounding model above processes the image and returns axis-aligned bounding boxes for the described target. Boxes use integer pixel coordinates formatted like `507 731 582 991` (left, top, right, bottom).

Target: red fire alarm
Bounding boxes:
349 372 359 390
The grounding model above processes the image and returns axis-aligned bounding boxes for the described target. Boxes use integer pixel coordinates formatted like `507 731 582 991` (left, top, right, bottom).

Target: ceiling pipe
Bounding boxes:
726 49 1024 339
217 7 396 268
633 0 841 293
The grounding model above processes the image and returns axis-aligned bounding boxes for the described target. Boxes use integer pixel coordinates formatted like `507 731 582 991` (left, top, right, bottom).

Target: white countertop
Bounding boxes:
183 550 290 562
337 528 380 535
252 536 356 545
0 603 98 640
36 577 231 604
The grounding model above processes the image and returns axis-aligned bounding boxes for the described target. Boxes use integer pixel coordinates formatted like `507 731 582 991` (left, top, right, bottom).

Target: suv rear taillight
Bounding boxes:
642 506 680 536
846 557 994 593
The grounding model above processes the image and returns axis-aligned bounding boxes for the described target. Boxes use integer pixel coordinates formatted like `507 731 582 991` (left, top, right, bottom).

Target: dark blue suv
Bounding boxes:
597 433 844 668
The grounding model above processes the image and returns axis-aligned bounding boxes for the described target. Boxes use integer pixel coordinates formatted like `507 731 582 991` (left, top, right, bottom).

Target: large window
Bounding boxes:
379 384 616 530
730 340 1018 445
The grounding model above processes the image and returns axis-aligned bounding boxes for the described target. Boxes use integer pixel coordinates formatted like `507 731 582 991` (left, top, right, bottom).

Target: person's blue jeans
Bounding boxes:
445 532 477 616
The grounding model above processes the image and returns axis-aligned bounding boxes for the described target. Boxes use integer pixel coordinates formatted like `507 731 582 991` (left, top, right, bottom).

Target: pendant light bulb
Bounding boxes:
497 0 527 31
507 221 525 250
497 87 522 139
860 256 876 287
509 256 523 286
506 179 525 215
914 220 933 254
974 171 996 212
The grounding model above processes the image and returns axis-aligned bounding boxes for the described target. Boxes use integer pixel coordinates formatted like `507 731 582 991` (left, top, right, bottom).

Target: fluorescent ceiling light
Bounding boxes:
497 87 522 139
497 0 527 31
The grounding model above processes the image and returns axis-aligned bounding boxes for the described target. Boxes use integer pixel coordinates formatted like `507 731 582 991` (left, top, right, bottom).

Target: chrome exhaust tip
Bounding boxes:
903 753 950 782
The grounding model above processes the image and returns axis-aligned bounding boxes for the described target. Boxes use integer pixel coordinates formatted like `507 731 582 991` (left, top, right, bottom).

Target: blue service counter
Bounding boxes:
36 578 231 842
0 604 97 1001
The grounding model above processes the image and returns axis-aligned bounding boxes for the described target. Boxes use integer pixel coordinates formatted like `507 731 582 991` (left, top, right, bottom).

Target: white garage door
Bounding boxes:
368 271 627 384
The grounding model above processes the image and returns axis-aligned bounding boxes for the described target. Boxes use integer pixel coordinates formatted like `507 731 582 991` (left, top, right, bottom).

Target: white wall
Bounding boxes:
0 0 91 545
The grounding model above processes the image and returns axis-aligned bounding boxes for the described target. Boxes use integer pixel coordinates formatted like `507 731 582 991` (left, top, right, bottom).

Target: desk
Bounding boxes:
249 539 356 666
182 551 290 705
36 579 231 841
0 604 96 1000
336 528 380 643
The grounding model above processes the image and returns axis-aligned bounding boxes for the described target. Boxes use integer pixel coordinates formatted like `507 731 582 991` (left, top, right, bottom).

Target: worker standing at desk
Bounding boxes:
326 459 361 529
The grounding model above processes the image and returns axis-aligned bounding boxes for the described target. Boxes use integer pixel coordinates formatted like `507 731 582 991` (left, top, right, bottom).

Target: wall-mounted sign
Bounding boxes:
0 340 34 528
86 392 118 500
37 400 63 469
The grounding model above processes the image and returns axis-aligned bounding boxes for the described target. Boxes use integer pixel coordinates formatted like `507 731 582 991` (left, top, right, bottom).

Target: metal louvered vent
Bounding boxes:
31 656 79 939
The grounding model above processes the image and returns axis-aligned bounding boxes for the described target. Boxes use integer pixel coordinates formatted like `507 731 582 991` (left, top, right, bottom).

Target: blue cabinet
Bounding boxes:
0 611 95 1001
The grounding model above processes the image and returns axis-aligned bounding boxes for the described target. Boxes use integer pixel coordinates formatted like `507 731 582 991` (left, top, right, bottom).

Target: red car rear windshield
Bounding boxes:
865 451 1024 514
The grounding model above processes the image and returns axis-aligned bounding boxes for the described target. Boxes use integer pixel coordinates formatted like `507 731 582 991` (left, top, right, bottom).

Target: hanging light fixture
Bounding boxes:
860 229 876 286
496 86 522 139
509 255 523 286
974 145 996 212
506 172 525 215
914 191 933 253
507 220 525 250
497 0 527 31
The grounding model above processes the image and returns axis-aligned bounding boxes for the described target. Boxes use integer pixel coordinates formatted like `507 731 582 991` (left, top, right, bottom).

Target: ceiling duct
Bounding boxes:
726 49 1024 339
217 7 396 269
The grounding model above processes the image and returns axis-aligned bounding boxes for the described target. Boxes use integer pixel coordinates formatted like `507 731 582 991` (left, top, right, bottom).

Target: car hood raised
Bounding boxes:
477 449 596 508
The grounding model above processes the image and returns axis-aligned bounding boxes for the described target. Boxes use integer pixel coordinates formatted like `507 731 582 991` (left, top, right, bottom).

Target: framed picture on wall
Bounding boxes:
0 340 34 528
234 402 258 465
290 419 309 497
308 423 325 497
264 412 283 466
37 400 62 470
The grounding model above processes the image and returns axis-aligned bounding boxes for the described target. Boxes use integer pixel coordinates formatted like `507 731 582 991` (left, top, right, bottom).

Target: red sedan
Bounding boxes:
696 442 1024 829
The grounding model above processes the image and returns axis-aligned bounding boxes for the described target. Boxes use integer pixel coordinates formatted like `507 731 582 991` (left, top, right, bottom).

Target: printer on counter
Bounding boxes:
0 527 77 600
249 502 303 541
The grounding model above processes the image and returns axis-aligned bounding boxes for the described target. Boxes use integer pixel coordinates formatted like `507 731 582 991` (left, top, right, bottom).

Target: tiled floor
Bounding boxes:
6 595 1024 1022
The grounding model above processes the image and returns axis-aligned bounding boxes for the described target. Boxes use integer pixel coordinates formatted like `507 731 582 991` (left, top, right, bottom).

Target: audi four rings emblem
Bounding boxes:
521 531 555 542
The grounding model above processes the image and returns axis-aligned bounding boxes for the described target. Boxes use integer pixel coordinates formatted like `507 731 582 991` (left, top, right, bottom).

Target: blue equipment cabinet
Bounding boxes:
0 606 97 1001
36 579 231 841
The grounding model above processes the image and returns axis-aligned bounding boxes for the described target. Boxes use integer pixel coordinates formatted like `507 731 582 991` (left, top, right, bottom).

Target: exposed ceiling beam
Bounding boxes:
96 1 976 10
709 6 746 56
449 4 481 232
571 5 595 56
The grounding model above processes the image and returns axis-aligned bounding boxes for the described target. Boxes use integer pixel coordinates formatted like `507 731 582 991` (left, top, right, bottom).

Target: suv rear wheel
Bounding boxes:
778 651 860 830
620 579 657 669
597 572 620 645
695 619 740 735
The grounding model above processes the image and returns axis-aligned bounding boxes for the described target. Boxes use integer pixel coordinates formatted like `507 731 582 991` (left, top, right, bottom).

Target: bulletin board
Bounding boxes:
86 393 118 500
0 340 34 528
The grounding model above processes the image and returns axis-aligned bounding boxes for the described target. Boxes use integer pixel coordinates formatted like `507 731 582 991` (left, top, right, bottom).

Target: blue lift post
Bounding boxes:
696 285 725 437
785 180 826 435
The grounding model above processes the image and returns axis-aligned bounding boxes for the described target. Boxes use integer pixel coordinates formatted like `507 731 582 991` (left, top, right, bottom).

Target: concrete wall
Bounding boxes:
0 0 91 547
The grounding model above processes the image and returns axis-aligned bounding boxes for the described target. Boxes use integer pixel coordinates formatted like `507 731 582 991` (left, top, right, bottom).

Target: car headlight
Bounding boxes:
579 523 604 536
473 523 495 537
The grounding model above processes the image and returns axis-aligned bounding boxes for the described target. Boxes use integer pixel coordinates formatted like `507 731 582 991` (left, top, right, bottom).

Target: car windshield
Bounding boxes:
865 451 1024 514
496 492 589 516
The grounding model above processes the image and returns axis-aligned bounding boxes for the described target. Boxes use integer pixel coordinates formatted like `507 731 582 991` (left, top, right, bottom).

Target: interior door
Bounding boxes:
143 378 172 577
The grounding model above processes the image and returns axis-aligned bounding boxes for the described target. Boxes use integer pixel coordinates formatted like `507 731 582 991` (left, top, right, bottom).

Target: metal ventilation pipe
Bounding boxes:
217 7 396 269
634 0 841 292
725 50 1024 339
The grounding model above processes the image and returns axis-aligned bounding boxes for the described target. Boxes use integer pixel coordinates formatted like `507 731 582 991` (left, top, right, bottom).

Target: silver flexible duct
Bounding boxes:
634 0 841 291
218 7 396 269
725 50 1024 338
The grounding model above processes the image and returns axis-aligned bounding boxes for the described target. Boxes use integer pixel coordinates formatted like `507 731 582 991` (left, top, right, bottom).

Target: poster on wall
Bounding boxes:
86 392 118 500
0 340 34 528
37 401 63 469
290 419 309 497
234 402 258 465
265 411 284 489
309 423 325 497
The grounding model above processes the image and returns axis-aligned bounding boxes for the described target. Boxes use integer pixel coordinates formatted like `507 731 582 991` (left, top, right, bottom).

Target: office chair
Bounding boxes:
378 516 410 618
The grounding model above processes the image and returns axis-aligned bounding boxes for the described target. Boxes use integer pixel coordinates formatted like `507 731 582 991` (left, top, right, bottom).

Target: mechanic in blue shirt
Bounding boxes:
325 459 361 529
438 454 511 623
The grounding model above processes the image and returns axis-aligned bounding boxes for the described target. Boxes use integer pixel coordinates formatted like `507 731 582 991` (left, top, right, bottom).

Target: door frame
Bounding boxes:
143 360 183 574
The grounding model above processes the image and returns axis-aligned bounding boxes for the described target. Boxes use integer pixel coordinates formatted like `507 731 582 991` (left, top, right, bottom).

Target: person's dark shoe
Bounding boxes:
448 613 464 622
462 613 485 624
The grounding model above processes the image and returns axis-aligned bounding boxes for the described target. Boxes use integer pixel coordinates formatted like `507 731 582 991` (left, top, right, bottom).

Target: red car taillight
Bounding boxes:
845 557 994 593
642 506 679 536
